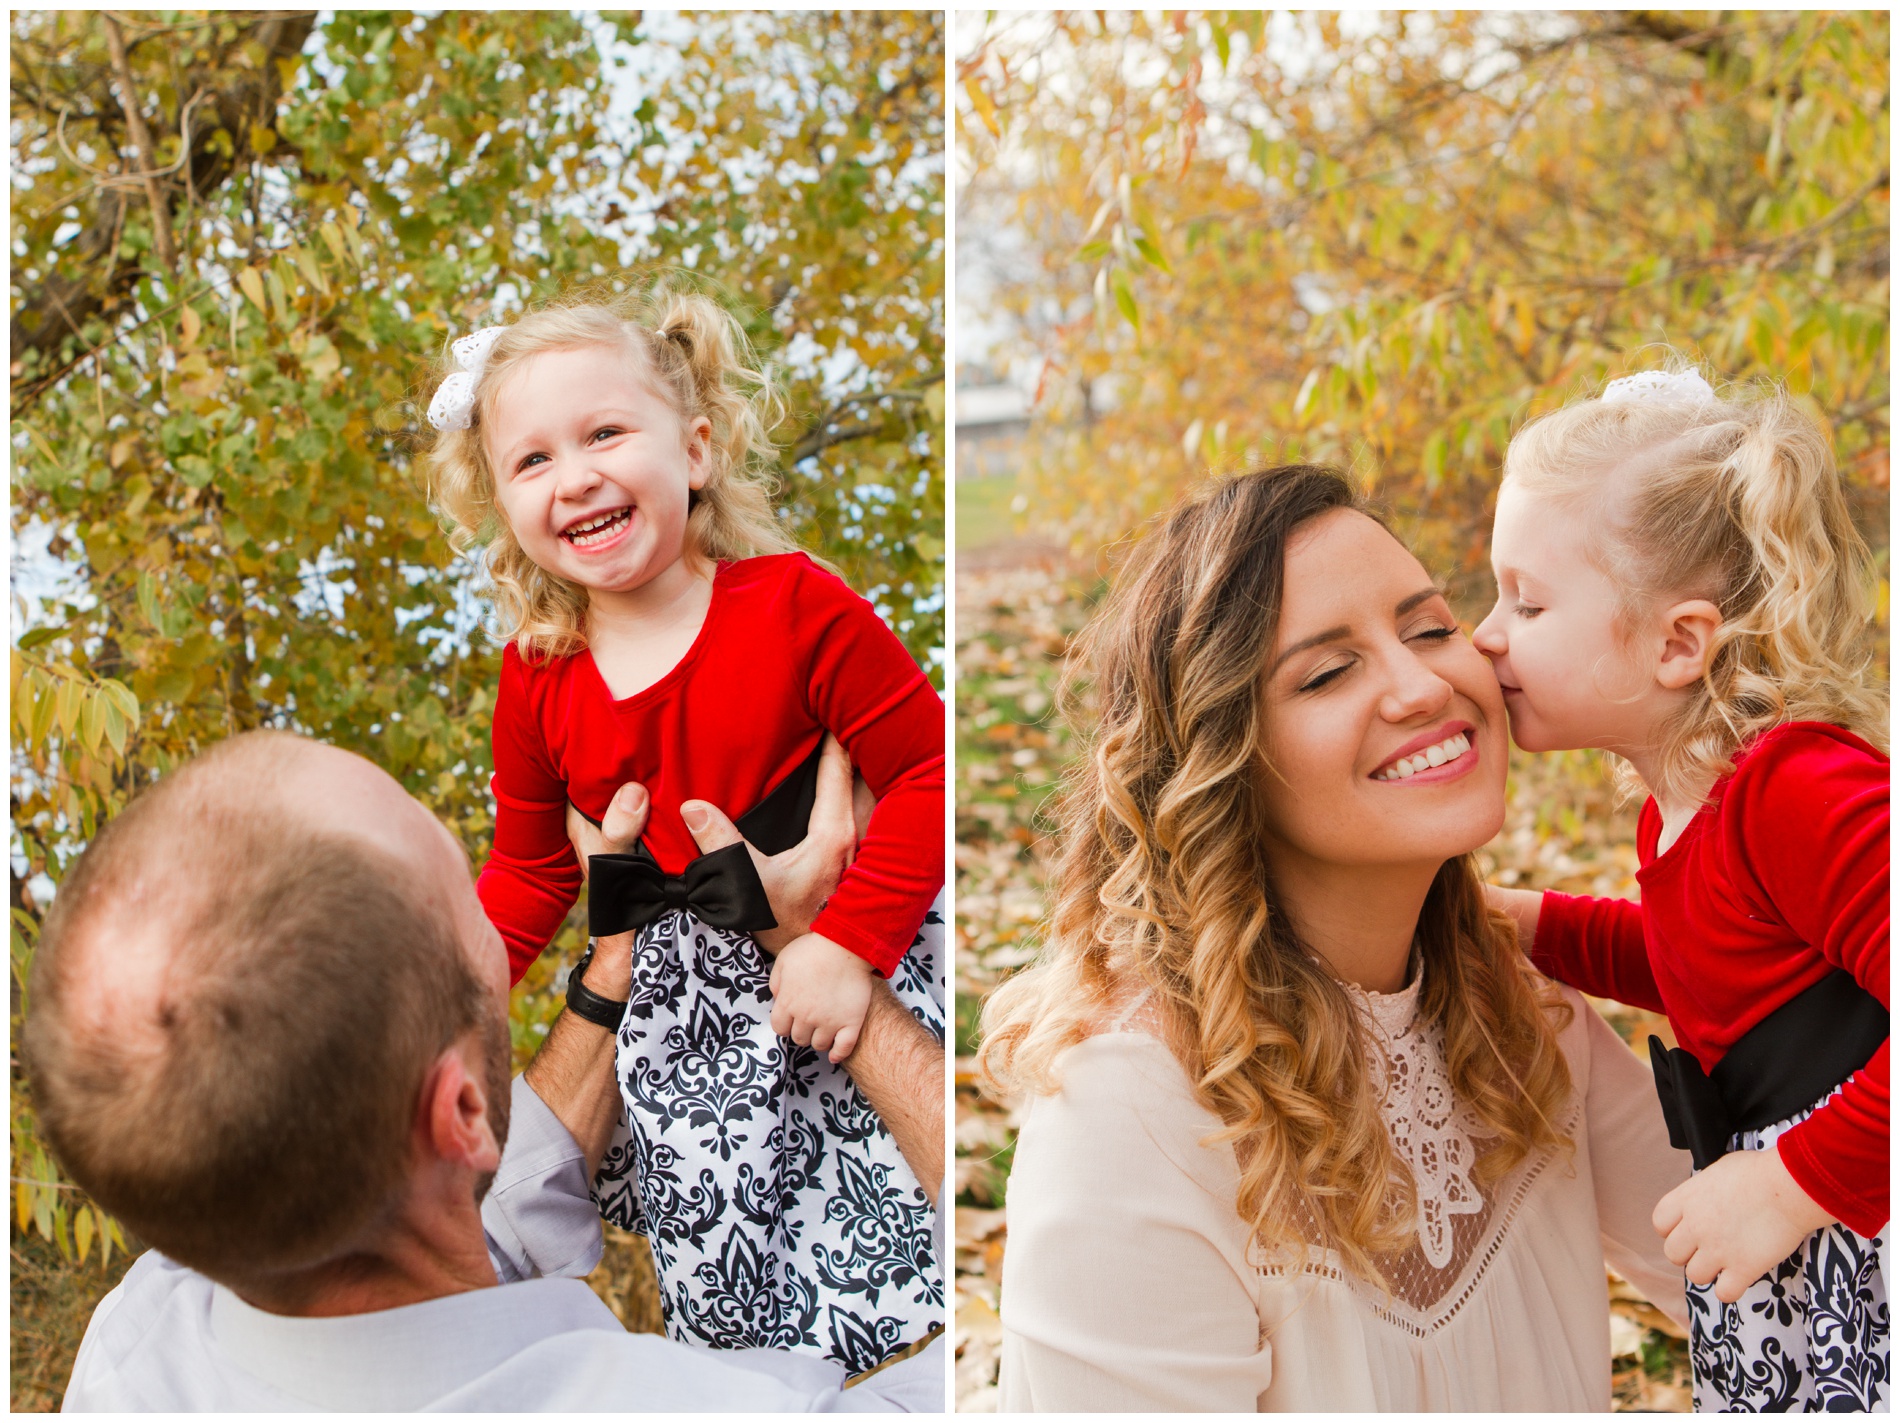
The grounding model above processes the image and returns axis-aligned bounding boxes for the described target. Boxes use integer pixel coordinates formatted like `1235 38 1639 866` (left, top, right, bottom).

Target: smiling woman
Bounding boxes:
977 464 1695 1411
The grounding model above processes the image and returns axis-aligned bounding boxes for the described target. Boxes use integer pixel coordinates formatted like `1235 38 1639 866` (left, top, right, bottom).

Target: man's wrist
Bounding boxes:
566 938 630 1032
577 931 635 998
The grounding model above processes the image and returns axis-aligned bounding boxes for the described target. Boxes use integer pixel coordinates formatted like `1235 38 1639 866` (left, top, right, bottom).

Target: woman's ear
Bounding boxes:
1653 599 1724 690
685 416 714 491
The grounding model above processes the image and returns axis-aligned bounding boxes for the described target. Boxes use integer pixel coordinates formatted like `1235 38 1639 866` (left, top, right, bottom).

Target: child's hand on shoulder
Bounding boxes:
768 932 875 1064
1653 1146 1836 1302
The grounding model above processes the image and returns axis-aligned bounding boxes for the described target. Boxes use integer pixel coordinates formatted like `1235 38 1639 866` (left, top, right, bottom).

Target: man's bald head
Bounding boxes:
24 731 498 1285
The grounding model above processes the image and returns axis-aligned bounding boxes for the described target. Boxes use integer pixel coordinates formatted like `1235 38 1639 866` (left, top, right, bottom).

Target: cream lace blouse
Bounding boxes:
997 972 1694 1412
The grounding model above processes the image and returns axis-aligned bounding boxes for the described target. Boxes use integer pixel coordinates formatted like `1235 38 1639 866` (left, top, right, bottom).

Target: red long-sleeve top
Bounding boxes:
477 553 944 983
1533 722 1889 1238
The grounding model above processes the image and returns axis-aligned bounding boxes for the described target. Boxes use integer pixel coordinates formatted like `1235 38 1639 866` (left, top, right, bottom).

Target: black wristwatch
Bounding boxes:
565 938 629 1031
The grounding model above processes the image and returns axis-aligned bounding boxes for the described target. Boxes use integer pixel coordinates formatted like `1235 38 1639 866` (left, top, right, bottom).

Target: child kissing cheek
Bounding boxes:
1472 481 1659 757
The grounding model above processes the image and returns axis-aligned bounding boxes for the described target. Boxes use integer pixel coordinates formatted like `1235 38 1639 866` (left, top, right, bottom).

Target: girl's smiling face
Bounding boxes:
485 343 711 598
1259 509 1508 875
1472 481 1654 754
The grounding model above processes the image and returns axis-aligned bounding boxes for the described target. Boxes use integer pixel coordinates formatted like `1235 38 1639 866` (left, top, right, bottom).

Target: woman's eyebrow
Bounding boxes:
1270 623 1351 674
1269 585 1446 674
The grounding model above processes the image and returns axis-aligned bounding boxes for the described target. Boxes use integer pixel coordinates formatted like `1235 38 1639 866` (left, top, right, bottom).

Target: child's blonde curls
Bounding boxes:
1503 357 1887 805
424 280 808 660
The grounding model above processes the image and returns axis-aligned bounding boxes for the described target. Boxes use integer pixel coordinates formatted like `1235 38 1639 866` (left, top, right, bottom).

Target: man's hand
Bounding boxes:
677 733 860 953
563 783 649 1000
1653 1147 1836 1302
529 784 656 1175
768 933 875 1063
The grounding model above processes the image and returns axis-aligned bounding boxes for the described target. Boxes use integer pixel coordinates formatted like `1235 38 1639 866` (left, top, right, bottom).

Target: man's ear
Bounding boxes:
417 1040 501 1175
1653 598 1724 691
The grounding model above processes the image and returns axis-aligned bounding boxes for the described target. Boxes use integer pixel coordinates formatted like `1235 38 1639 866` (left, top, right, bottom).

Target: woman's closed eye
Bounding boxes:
1297 657 1354 693
1513 603 1543 619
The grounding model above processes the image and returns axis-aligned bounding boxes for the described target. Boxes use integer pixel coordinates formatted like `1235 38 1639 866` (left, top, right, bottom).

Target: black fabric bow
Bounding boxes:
1646 969 1888 1174
1648 1037 1735 1171
588 841 778 937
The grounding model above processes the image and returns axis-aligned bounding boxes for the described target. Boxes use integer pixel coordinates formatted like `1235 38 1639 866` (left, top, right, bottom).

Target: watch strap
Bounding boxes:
565 939 629 1031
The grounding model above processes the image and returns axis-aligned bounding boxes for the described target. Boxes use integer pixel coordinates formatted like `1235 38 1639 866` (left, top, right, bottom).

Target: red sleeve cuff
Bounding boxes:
810 907 909 979
1778 1129 1889 1239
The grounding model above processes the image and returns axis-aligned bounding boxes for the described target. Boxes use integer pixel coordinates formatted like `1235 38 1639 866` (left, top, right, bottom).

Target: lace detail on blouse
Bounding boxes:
1253 958 1581 1329
1346 968 1489 1271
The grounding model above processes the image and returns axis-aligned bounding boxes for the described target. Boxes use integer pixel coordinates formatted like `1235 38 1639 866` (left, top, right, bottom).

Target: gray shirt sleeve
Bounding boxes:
481 1074 605 1284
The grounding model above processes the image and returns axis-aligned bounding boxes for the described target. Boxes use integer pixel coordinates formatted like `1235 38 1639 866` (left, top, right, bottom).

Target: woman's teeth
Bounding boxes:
1374 731 1472 781
563 509 631 546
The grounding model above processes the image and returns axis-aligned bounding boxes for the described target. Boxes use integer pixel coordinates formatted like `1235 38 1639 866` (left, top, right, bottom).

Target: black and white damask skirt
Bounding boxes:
1687 1091 1889 1412
590 896 945 1375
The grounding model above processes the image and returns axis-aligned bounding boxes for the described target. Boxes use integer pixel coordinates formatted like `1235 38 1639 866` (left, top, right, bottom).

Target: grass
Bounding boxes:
954 472 1031 551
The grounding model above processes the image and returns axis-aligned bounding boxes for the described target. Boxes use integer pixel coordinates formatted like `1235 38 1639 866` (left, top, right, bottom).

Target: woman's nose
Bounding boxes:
1380 647 1454 723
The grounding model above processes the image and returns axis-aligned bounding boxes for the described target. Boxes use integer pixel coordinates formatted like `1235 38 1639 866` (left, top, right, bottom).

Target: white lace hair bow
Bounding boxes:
1600 368 1714 406
426 326 507 432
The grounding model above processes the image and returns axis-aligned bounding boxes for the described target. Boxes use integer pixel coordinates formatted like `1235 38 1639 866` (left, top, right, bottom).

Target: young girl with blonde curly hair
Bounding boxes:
423 282 944 1372
1476 364 1889 1410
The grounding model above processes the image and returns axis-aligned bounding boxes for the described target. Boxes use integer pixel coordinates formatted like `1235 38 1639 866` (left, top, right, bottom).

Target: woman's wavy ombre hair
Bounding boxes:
423 279 803 659
979 465 1574 1288
1504 358 1887 805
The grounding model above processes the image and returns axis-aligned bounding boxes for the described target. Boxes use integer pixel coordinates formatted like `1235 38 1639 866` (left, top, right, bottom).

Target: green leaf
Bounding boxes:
237 266 268 313
138 572 164 633
55 677 83 738
1110 269 1140 330
26 671 57 746
16 626 63 651
80 689 107 755
1293 367 1322 418
1423 430 1449 490
103 697 128 756
1132 235 1171 273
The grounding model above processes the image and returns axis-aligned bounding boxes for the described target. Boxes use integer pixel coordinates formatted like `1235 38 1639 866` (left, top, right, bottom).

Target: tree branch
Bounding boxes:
102 11 178 279
9 12 316 388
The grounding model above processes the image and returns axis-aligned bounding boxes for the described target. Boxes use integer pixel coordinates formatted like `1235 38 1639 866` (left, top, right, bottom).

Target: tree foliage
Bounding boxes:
959 10 1888 603
10 8 942 1266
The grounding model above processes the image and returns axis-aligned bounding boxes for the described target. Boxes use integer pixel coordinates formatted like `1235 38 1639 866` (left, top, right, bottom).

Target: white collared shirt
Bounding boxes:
61 1077 942 1412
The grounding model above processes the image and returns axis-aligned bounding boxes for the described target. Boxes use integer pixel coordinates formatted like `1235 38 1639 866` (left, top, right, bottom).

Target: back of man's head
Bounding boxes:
23 731 491 1285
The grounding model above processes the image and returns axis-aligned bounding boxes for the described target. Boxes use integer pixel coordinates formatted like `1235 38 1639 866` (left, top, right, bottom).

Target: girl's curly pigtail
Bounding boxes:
644 292 796 567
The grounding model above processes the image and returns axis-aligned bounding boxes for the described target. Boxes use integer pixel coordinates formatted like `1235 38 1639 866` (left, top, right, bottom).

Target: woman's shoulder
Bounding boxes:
1012 1029 1243 1228
1541 978 1608 1064
1020 1028 1226 1164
